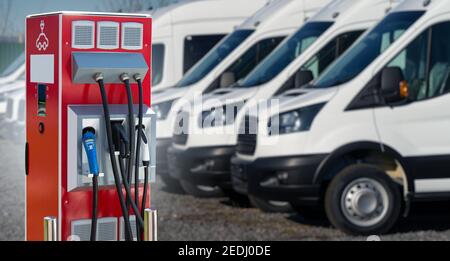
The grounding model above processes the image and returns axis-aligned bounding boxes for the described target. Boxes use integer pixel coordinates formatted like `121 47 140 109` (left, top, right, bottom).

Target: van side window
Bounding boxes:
204 37 285 93
348 22 450 110
428 23 450 98
386 29 428 101
183 34 226 74
151 44 165 86
276 30 364 95
226 37 285 81
303 31 363 78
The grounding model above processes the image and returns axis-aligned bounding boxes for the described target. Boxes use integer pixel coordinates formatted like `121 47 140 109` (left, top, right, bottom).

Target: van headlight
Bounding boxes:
152 100 175 120
268 103 325 135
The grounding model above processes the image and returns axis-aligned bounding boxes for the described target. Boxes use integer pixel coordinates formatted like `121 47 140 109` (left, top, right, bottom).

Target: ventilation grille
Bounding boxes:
97 218 118 241
71 220 91 241
122 23 143 50
98 22 119 49
119 216 137 241
72 21 94 49
71 218 118 241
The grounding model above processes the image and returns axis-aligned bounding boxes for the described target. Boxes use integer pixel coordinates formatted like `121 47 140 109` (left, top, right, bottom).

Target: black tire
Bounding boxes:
180 180 224 198
249 195 293 213
325 164 402 235
160 173 185 194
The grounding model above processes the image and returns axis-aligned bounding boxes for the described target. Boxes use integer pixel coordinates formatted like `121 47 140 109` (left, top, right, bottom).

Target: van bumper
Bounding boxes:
230 154 327 205
167 145 235 187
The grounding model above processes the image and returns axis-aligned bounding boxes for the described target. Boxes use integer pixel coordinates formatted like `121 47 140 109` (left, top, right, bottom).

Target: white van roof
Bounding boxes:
310 0 400 25
391 0 443 14
239 0 330 31
151 0 269 31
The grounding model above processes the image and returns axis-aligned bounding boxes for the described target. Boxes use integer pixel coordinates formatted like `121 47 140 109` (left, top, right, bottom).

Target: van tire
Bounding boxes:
325 164 401 235
180 180 224 198
249 195 293 213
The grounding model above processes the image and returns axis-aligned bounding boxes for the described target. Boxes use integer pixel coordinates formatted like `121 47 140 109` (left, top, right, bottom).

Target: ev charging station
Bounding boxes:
25 12 156 241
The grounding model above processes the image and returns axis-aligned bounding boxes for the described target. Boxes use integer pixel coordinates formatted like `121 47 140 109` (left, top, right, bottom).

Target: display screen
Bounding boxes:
37 84 46 117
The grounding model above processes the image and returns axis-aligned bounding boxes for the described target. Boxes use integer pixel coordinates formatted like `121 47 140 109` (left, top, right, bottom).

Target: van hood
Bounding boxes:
152 87 188 105
275 87 338 115
201 87 258 110
0 80 25 98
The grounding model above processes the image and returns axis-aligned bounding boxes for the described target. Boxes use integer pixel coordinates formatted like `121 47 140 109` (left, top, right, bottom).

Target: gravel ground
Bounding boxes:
0 138 25 241
1 137 450 241
155 181 450 241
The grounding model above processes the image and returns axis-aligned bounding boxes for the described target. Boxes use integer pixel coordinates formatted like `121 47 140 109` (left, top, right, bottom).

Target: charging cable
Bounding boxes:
82 127 100 241
94 73 133 241
119 74 145 233
133 74 144 240
139 127 151 219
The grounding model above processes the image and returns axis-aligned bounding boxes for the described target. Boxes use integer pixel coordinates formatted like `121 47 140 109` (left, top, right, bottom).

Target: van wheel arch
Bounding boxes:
315 142 411 198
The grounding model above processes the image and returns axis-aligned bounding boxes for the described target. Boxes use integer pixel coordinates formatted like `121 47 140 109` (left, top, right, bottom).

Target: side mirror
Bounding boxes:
294 70 314 89
220 72 236 88
380 67 409 103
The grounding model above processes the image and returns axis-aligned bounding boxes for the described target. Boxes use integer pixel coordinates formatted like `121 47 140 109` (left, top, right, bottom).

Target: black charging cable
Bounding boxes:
133 74 144 240
91 175 98 241
94 73 133 241
111 122 133 239
119 74 145 232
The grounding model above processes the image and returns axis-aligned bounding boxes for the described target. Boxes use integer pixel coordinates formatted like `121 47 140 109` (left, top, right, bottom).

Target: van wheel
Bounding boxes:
160 174 184 193
249 195 293 213
180 180 224 198
325 164 401 235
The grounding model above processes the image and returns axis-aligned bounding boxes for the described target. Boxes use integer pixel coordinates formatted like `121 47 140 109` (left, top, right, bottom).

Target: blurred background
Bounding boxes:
1 0 450 241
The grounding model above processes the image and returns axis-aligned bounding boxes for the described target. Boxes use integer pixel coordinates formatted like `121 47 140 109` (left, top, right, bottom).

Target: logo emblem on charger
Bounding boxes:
36 20 49 51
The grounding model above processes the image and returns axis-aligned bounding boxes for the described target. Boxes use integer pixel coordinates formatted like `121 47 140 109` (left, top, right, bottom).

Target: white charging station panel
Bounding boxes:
67 105 156 192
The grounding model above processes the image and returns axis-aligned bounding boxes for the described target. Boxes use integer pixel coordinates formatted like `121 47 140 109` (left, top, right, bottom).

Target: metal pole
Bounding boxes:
144 209 157 241
43 216 57 241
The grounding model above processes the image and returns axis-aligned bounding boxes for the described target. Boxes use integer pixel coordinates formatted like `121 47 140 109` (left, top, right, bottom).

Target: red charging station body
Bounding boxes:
26 12 152 241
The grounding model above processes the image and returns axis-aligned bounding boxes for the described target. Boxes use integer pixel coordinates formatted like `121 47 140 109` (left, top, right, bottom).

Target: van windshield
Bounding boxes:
234 22 333 88
175 30 254 88
151 44 165 86
311 11 425 89
0 53 25 77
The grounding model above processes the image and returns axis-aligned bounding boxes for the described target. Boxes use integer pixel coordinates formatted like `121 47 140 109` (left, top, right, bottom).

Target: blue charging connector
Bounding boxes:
82 127 100 177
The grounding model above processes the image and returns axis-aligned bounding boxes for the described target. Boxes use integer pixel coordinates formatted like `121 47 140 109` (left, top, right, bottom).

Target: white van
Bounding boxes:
151 0 269 91
155 0 331 193
169 0 398 201
0 78 25 120
1 89 25 141
0 53 25 86
232 0 449 235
